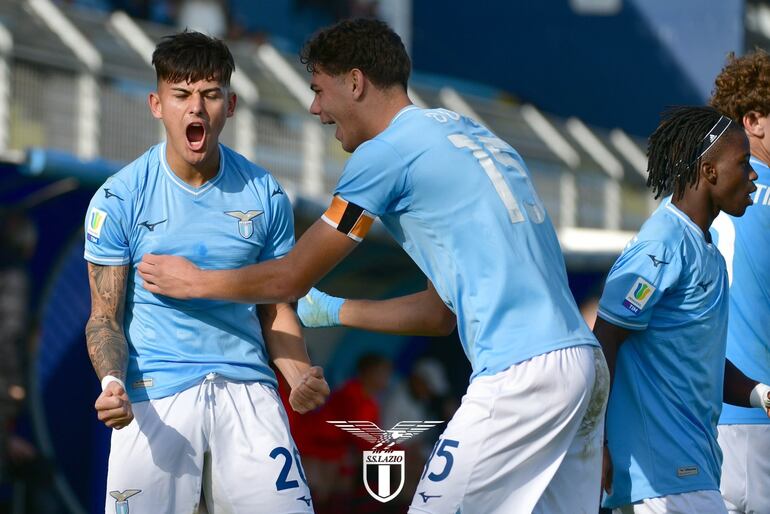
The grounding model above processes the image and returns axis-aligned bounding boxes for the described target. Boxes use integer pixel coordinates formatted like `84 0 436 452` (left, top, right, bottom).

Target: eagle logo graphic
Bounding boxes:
224 210 263 239
109 489 141 514
327 420 443 451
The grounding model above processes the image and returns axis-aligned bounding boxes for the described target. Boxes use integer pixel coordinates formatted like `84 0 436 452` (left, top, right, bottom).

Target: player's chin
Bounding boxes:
724 198 752 217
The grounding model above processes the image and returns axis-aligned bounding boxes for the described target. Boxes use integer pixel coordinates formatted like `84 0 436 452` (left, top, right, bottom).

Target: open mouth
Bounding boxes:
186 122 206 151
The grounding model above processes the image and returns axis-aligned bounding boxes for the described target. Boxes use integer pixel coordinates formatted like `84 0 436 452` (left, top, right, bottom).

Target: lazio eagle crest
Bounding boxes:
224 210 263 239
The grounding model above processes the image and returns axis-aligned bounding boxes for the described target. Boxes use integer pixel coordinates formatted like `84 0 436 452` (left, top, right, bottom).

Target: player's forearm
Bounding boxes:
260 303 312 389
85 318 129 381
723 359 758 408
198 258 307 304
86 263 129 381
340 291 456 336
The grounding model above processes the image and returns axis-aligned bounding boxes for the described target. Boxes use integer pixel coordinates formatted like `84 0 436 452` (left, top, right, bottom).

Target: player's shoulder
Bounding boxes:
96 144 165 200
220 145 290 207
220 144 275 184
637 203 689 247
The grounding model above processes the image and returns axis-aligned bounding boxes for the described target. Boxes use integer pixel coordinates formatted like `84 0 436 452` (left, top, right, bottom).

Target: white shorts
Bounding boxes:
719 424 770 514
104 374 313 514
612 489 727 514
407 345 609 514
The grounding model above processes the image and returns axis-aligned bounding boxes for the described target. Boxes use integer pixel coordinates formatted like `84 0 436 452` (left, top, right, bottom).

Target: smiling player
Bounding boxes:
84 31 328 512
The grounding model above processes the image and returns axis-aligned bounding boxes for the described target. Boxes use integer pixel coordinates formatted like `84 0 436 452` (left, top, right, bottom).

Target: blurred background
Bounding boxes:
0 0 753 512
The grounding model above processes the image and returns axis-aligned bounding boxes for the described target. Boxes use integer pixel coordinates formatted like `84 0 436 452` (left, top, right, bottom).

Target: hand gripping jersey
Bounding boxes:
713 156 770 425
324 106 598 380
598 202 729 507
84 143 294 401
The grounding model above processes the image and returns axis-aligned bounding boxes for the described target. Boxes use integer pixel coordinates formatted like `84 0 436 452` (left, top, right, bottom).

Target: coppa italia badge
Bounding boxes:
328 421 443 503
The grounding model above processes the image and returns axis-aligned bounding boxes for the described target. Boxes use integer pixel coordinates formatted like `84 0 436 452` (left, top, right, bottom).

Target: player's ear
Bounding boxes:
350 68 365 101
700 159 718 186
226 91 237 118
148 92 162 120
743 111 766 139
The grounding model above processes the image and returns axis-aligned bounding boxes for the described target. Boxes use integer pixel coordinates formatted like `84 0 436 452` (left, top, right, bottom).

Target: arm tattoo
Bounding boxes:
85 263 129 381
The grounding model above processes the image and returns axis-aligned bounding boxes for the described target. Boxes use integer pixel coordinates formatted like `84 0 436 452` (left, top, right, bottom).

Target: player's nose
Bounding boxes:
309 97 321 116
188 93 204 115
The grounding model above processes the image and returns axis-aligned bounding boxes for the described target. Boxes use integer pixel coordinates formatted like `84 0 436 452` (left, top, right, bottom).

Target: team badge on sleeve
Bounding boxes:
87 208 108 244
623 277 655 315
322 196 375 242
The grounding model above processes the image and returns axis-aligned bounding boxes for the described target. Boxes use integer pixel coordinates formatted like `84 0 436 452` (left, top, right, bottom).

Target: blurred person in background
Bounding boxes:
0 209 34 481
710 49 770 514
0 208 59 513
380 357 457 510
285 353 392 514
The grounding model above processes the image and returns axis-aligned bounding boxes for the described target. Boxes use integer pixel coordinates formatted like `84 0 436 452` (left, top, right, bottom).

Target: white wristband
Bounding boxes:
749 383 770 409
101 375 125 392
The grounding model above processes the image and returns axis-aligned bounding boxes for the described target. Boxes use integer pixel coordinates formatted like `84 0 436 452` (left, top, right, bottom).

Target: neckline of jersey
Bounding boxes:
390 104 420 125
664 202 714 248
158 142 225 196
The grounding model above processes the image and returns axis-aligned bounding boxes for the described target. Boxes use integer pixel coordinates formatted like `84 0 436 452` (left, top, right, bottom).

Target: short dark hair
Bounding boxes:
710 49 770 121
647 106 742 200
152 31 234 86
356 353 390 375
300 18 411 90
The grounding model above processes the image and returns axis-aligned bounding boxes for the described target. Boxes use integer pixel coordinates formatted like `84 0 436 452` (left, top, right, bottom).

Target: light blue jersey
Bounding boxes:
598 202 729 508
84 143 293 402
331 106 597 380
713 156 770 425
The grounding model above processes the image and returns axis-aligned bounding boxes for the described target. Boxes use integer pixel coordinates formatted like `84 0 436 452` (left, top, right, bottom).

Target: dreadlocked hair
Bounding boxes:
646 105 731 200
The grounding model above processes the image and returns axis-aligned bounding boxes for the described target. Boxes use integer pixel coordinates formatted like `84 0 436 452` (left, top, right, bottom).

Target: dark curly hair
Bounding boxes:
710 49 770 122
152 31 234 86
647 106 742 200
300 18 411 90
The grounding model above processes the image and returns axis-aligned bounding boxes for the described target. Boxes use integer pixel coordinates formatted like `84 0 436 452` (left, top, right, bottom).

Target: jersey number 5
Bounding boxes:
448 133 545 225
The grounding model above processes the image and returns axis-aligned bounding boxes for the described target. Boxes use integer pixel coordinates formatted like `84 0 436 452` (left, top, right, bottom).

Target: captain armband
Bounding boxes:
321 196 375 242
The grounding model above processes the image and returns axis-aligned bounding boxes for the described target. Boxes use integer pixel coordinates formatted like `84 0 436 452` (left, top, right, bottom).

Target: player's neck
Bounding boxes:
164 143 221 187
673 193 715 241
366 90 412 139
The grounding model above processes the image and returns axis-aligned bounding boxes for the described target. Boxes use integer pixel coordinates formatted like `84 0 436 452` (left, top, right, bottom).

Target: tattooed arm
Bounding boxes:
85 263 133 429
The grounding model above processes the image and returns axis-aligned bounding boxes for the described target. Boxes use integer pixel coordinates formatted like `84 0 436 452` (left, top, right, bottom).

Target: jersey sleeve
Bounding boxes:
597 239 683 330
258 176 295 262
332 139 409 218
83 176 132 266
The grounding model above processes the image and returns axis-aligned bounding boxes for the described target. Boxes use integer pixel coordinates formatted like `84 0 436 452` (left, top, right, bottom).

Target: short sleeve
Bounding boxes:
258 177 295 261
83 176 132 266
597 239 683 330
333 139 408 217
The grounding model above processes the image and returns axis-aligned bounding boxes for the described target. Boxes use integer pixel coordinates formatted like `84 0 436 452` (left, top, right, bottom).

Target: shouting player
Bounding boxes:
138 18 609 514
84 31 327 512
594 106 769 514
710 50 770 514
